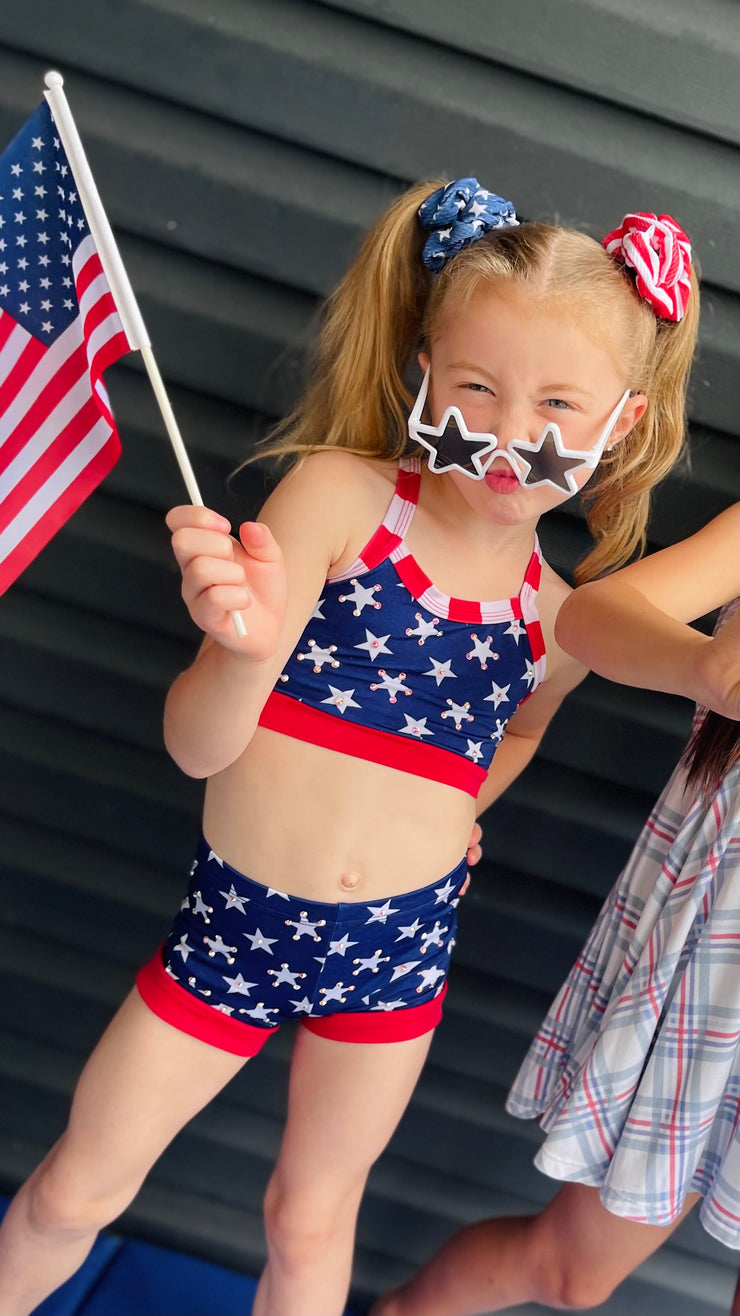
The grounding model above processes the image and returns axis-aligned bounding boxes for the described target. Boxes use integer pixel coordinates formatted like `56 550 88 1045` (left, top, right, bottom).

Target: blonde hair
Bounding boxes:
255 180 700 583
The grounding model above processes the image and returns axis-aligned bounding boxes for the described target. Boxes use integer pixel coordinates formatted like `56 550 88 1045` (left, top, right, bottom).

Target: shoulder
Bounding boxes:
259 451 399 573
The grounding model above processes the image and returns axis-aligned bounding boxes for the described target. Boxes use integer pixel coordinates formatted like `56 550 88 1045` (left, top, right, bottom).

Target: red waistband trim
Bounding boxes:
258 691 486 796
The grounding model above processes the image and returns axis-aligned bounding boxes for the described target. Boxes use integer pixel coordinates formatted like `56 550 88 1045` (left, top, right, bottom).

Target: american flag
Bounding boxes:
0 99 132 594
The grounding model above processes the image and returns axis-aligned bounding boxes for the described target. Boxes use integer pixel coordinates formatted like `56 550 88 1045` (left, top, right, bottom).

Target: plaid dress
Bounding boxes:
507 602 740 1248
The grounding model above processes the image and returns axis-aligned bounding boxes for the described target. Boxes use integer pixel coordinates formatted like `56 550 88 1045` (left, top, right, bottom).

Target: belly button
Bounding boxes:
339 871 361 892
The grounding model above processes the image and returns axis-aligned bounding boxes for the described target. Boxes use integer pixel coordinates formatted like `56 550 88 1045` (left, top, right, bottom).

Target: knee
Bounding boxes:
263 1174 361 1271
27 1150 139 1237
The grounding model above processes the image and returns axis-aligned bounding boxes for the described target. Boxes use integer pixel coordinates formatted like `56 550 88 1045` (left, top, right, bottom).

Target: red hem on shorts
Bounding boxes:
136 948 277 1057
302 983 447 1043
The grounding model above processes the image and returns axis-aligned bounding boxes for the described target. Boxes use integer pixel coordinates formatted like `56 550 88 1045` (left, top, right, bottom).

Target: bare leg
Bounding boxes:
252 1025 434 1316
0 990 248 1315
372 1182 700 1315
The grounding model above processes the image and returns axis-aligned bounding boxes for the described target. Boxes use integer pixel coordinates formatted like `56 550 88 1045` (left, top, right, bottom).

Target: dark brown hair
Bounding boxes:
682 710 739 799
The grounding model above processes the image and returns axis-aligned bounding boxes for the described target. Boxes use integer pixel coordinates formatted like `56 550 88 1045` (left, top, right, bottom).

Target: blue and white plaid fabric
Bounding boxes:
418 177 518 271
508 601 740 1250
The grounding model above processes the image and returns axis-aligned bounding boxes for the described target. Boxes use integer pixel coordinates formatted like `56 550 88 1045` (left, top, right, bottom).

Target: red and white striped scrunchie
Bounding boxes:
602 213 692 321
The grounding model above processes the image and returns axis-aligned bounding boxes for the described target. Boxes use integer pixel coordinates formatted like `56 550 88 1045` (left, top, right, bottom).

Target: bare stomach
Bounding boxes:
202 726 475 903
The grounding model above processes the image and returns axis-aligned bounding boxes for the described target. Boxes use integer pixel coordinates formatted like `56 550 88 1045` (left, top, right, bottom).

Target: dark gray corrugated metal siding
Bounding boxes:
0 2 738 1311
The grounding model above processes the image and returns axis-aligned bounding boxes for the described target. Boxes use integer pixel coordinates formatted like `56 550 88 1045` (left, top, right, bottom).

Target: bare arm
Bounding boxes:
555 504 740 718
163 454 358 778
475 653 586 817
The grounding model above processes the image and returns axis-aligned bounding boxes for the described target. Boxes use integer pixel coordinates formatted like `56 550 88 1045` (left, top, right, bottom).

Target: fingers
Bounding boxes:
466 821 483 868
166 505 230 535
239 520 284 563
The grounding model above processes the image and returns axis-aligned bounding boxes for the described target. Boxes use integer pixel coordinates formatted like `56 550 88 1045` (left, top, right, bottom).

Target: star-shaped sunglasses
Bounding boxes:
408 368 630 494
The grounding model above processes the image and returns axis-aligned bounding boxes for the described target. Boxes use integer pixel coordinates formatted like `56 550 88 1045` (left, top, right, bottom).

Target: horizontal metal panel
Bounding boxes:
318 0 740 145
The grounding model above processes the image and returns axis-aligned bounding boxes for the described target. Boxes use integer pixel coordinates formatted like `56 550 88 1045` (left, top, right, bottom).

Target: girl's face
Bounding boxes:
421 282 647 526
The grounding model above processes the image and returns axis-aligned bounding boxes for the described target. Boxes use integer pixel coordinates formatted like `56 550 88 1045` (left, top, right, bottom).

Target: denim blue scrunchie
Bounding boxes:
418 177 518 272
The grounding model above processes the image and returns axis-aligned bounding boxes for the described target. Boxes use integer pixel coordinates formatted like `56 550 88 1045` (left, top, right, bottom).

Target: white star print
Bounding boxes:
395 918 424 942
319 981 355 1004
222 973 257 996
328 933 359 957
405 614 443 644
267 963 305 989
434 878 457 904
290 996 314 1014
203 934 237 962
399 714 434 738
423 657 456 686
207 849 224 866
266 888 290 900
521 660 536 688
352 950 391 976
338 578 382 615
241 1002 280 1023
214 1003 235 1015
484 681 510 709
390 960 421 982
369 669 411 702
504 618 525 644
322 685 361 714
243 927 278 954
365 898 401 925
465 739 484 762
441 699 474 729
192 891 213 922
466 634 499 669
310 597 326 620
355 629 392 662
491 719 506 744
420 921 449 953
297 640 339 671
173 934 193 962
416 964 447 992
285 911 326 941
219 884 249 914
371 999 406 1011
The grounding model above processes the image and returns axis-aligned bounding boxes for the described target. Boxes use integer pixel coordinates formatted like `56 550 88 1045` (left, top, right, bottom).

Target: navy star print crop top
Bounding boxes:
258 457 547 796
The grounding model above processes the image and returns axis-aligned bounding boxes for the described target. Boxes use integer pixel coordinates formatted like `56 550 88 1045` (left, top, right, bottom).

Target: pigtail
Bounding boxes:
575 261 701 584
257 181 442 465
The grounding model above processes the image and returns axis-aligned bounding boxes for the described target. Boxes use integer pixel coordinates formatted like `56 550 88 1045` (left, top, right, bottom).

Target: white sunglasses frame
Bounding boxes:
408 367 631 494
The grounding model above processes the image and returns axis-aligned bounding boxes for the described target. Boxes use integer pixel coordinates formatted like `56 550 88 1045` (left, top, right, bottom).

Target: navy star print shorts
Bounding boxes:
136 836 468 1055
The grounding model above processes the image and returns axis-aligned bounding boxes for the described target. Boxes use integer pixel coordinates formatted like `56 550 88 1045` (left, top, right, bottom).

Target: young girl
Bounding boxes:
373 504 739 1316
0 181 699 1316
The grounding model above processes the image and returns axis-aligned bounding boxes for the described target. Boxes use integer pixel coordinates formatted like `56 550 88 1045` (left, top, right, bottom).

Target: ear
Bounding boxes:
608 392 648 449
417 350 430 374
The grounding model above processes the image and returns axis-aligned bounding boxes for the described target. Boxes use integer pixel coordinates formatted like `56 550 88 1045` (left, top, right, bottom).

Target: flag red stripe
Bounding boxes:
0 432 119 594
0 343 87 478
0 312 18 353
89 331 129 387
0 396 103 531
0 336 48 421
75 251 104 301
82 291 118 343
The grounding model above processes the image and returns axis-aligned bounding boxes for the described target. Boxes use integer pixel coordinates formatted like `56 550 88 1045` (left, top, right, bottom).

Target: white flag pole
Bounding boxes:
42 70 247 638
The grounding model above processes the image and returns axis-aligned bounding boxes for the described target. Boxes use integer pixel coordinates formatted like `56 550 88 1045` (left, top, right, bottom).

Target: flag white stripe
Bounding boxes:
72 234 98 282
86 312 125 369
0 291 121 447
0 417 112 563
78 270 111 323
0 320 32 383
0 318 83 445
0 373 94 501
